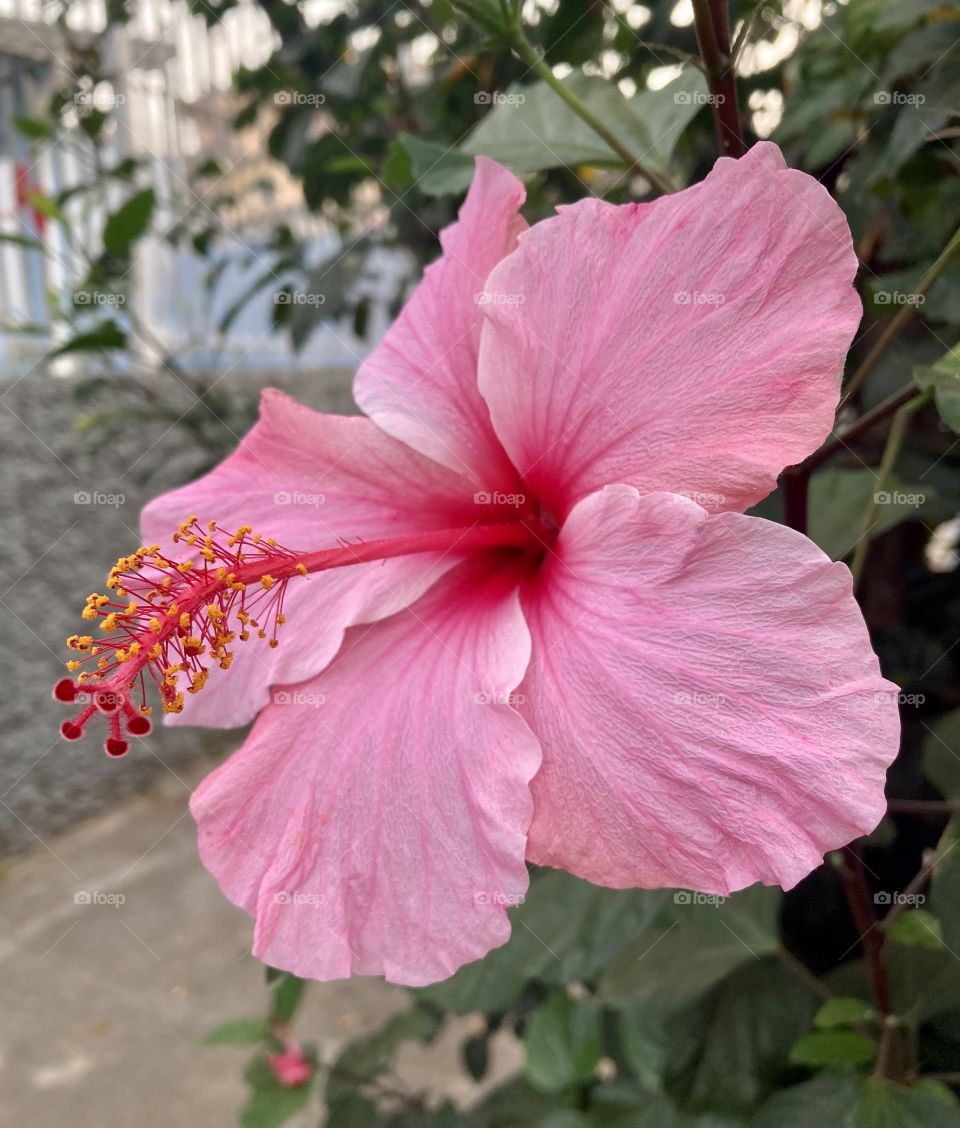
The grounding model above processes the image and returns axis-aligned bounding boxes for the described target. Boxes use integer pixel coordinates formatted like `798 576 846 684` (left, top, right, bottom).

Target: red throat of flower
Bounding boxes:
55 515 546 756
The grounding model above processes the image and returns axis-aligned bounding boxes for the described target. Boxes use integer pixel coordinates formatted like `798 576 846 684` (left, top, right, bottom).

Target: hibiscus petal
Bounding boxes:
478 141 861 518
521 485 900 894
354 157 526 489
141 389 481 726
189 558 539 985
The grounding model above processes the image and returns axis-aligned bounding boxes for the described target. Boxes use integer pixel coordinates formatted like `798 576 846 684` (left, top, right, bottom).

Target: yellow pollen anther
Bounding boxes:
66 660 80 671
261 576 275 590
149 618 162 633
100 613 118 631
179 612 190 630
295 563 307 576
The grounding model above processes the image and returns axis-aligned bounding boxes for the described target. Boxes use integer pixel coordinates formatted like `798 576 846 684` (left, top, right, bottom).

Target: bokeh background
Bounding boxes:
3 1 960 1125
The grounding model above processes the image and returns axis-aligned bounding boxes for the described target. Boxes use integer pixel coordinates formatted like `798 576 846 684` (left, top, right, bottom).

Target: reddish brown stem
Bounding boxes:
839 845 893 1018
692 0 745 158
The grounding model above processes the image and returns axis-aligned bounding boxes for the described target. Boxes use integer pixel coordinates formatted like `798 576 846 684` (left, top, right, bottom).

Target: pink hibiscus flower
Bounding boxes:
57 142 900 986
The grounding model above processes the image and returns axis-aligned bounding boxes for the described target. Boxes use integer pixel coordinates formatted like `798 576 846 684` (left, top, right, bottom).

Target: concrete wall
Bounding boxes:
0 366 357 854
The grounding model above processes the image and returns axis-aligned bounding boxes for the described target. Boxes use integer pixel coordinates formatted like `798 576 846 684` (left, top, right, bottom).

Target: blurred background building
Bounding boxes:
0 0 407 378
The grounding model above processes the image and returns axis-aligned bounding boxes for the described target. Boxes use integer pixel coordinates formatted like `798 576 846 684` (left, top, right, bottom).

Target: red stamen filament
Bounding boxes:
56 516 544 756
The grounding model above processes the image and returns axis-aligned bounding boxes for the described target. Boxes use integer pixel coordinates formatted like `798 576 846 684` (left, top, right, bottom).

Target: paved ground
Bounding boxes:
0 757 521 1128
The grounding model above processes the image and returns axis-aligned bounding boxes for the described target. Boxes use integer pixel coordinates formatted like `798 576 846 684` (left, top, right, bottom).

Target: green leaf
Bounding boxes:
886 908 945 950
930 820 960 951
789 1030 876 1068
14 115 53 140
754 1075 960 1128
523 990 602 1093
24 190 62 222
915 344 960 433
677 959 818 1114
382 137 414 193
417 870 664 1014
102 188 156 255
52 321 127 355
814 997 877 1029
887 944 960 1021
203 1017 268 1045
0 232 44 250
241 1074 311 1128
922 711 960 799
270 974 306 1023
326 1004 440 1107
598 885 780 1020
807 468 940 560
397 134 477 196
460 69 706 181
463 1033 489 1082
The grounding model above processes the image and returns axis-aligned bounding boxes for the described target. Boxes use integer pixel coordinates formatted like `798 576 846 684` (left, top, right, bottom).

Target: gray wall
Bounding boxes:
0 366 356 854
